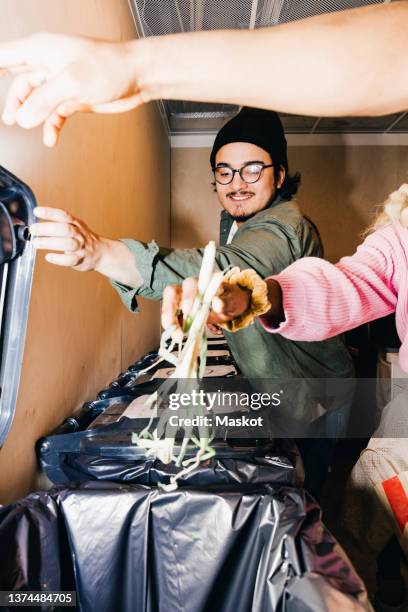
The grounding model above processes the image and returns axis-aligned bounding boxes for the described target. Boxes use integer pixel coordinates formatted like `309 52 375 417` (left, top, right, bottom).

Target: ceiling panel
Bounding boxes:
388 113 408 132
276 0 381 23
316 114 402 133
280 114 320 133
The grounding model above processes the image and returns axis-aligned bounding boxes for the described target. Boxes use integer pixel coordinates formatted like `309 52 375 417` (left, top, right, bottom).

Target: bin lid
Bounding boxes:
0 166 36 446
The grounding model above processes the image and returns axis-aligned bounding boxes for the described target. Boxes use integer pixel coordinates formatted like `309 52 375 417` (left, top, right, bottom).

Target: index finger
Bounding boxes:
30 221 75 238
161 285 182 330
33 206 73 222
181 277 199 318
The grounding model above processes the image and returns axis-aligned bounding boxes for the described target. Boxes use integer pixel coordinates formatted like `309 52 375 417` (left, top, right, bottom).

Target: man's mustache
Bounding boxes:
226 190 254 197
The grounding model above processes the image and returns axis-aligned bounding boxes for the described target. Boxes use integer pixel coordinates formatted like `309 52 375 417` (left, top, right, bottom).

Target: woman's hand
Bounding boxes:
0 33 145 146
161 276 251 333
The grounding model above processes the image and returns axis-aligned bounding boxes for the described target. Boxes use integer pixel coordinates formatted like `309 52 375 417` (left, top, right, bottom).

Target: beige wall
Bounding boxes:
171 146 408 261
0 1 170 503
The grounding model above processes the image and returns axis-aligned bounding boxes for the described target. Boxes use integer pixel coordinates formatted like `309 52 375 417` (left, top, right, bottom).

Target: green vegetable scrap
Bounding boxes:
132 241 224 491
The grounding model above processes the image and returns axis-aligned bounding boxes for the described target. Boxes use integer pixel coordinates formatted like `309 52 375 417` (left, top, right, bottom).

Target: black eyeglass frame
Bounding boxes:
212 162 274 185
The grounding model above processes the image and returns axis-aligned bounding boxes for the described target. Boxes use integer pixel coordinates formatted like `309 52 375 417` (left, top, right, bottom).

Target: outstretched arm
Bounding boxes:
161 226 399 339
144 2 408 117
31 206 300 304
259 233 398 340
1 2 408 145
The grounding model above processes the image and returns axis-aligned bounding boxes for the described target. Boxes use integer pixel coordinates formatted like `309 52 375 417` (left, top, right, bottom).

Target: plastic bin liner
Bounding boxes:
0 481 371 612
38 414 301 487
41 429 299 487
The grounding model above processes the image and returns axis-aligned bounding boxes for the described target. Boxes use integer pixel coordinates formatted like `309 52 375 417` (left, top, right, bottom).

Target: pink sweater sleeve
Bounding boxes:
259 229 398 341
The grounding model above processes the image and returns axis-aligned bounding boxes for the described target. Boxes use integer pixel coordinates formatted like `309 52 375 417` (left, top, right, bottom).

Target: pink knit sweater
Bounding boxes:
259 224 408 372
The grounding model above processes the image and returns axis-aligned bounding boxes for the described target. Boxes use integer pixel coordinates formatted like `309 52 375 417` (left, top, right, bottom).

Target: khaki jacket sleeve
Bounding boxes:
110 221 305 312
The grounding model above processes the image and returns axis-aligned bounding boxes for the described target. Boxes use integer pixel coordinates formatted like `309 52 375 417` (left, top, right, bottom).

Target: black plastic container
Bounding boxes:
0 166 36 447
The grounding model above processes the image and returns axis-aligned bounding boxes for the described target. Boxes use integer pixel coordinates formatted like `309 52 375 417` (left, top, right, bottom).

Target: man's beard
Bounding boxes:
226 189 256 223
229 211 256 223
227 190 276 223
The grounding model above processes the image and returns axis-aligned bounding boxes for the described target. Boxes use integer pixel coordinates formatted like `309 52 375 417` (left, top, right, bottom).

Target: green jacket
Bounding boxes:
111 198 354 380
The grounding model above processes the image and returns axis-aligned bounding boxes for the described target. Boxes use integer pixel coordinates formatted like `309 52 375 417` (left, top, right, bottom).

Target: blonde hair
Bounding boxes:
367 183 408 234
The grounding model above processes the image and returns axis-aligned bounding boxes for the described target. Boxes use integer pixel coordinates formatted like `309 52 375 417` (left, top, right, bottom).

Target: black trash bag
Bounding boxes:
58 442 298 488
0 482 370 612
38 417 301 487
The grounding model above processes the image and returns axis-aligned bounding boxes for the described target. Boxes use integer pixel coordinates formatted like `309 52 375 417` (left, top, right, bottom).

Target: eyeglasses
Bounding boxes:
213 162 274 185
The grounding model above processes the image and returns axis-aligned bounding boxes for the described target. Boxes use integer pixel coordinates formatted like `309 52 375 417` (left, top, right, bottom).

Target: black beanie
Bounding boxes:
210 107 288 172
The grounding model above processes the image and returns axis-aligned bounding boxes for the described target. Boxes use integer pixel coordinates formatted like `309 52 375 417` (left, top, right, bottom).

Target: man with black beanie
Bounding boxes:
210 106 293 201
210 107 300 256
33 106 355 497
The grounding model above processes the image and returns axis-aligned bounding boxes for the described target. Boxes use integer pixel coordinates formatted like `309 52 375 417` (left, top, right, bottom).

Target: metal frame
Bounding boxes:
0 166 36 447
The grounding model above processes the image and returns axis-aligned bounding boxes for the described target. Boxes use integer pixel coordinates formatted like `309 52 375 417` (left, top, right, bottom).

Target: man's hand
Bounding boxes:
0 33 145 146
30 206 143 287
161 277 251 332
30 206 107 271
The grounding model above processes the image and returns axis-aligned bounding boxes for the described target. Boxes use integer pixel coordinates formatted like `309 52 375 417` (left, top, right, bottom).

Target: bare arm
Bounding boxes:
0 3 407 145
141 2 408 118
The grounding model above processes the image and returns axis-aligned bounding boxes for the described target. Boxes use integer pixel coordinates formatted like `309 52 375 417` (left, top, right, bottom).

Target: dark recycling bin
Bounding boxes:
0 168 371 611
0 165 36 448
